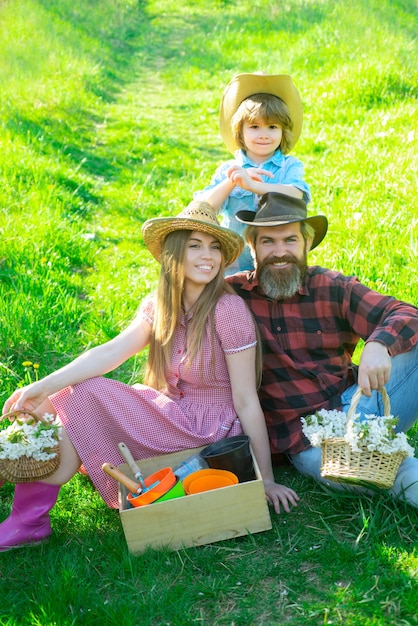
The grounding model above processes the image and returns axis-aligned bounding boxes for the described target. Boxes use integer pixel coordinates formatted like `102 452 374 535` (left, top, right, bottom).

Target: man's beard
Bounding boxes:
256 254 307 300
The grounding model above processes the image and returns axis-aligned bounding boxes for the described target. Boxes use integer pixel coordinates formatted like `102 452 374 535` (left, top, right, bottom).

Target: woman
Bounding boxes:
0 201 299 552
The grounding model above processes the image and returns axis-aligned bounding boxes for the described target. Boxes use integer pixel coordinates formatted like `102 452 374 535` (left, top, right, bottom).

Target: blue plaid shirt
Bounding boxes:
195 149 311 274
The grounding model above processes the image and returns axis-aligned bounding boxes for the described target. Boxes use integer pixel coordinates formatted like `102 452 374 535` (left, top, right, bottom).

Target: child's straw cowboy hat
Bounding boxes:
142 201 244 267
219 72 303 154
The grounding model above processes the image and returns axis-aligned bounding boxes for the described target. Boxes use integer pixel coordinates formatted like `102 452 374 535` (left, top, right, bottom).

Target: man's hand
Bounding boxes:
358 341 391 396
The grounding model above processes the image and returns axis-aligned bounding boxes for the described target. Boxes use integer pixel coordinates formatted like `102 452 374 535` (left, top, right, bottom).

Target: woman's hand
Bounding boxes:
2 314 152 417
263 479 300 514
2 380 51 416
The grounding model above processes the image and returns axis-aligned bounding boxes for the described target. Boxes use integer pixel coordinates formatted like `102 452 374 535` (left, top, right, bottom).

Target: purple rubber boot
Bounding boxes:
0 482 60 552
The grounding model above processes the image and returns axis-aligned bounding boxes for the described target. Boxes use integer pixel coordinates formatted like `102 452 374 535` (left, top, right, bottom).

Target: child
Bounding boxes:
195 72 311 274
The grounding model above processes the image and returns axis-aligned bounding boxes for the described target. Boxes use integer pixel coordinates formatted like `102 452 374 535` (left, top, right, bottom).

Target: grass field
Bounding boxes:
0 0 417 624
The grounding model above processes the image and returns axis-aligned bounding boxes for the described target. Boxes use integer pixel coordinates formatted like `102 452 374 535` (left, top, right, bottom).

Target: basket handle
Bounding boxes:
346 386 391 426
0 409 50 425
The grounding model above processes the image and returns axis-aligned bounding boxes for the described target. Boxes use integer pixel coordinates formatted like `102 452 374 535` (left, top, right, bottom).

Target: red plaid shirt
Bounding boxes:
227 267 418 455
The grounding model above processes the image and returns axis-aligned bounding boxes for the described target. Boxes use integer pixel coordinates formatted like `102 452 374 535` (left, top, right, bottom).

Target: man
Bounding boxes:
226 192 418 507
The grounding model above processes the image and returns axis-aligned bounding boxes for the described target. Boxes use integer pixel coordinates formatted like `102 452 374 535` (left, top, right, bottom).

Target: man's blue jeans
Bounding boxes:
289 345 418 507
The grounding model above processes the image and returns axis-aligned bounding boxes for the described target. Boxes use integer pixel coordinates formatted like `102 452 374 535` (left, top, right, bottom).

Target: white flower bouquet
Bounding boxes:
301 387 414 489
0 410 62 483
301 409 414 456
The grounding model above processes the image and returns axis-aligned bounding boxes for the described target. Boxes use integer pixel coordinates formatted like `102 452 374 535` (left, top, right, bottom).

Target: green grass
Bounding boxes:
0 0 417 624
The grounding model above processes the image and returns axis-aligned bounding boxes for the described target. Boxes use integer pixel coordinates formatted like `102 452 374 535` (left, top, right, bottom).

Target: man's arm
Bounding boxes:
357 341 392 396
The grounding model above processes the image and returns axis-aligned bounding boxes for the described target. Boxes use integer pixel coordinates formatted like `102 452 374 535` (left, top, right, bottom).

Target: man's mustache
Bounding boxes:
258 255 298 270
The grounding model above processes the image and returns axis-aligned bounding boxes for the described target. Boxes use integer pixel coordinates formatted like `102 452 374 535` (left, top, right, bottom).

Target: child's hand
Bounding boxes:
227 165 273 191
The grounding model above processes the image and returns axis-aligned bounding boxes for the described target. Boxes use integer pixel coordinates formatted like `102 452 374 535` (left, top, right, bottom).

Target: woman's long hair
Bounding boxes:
144 230 232 390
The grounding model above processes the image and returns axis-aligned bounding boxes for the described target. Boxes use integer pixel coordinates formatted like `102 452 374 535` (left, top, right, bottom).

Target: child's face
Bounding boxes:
242 118 283 163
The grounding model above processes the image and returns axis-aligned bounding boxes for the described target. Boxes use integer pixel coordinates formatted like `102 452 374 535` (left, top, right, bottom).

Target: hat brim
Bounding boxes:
236 211 328 250
142 217 244 267
219 73 303 154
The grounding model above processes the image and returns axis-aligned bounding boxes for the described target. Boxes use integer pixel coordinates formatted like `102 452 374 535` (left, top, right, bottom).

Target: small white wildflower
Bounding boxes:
301 409 414 457
0 414 62 461
301 409 347 447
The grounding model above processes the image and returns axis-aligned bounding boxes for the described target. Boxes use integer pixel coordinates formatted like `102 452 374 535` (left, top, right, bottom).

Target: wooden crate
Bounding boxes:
118 446 272 554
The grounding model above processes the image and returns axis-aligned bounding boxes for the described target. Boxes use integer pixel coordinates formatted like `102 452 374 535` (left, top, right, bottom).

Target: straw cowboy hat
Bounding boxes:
219 72 303 154
236 192 328 250
142 201 244 267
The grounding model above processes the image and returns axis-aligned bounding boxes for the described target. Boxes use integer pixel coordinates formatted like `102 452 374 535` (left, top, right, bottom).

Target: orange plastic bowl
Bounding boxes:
127 467 176 508
183 468 238 495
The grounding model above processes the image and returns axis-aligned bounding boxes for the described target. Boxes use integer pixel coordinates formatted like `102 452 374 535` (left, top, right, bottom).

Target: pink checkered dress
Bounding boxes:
51 294 257 507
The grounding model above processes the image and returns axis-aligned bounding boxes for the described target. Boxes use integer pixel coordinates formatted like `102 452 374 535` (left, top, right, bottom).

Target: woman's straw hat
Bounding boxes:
142 201 244 267
219 72 303 154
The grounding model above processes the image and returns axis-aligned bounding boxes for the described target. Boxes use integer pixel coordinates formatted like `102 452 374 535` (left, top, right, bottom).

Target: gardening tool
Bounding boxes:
118 442 158 492
101 462 143 495
102 462 176 508
118 442 147 490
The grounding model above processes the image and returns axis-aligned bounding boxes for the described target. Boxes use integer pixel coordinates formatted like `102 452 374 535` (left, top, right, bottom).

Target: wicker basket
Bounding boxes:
0 409 61 483
320 387 407 489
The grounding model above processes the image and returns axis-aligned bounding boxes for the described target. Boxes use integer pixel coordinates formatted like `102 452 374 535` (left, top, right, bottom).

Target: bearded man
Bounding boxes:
226 192 418 507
